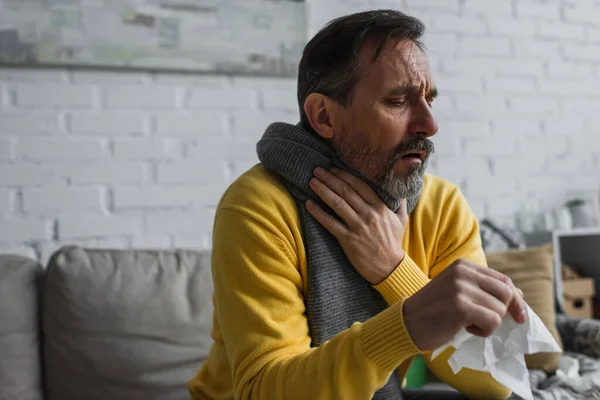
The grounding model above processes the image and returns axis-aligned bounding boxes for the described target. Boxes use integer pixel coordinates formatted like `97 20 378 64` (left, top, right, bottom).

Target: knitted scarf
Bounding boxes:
256 122 422 399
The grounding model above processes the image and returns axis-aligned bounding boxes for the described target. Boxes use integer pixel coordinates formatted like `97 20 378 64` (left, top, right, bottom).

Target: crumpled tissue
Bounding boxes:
430 304 562 400
555 356 600 392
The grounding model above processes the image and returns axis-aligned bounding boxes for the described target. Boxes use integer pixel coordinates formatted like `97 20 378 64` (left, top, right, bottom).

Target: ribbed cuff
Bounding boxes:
361 298 423 371
374 254 430 305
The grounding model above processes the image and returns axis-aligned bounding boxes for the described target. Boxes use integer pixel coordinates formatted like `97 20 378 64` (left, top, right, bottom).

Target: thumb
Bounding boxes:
396 198 408 225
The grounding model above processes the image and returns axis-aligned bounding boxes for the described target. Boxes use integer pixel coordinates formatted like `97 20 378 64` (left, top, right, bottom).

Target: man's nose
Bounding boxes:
410 101 439 138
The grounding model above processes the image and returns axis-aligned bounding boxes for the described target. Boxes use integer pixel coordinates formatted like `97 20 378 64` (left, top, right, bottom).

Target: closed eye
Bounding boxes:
386 98 407 106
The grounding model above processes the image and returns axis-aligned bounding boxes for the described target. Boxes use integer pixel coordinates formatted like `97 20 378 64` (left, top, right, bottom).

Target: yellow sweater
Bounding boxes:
189 164 511 400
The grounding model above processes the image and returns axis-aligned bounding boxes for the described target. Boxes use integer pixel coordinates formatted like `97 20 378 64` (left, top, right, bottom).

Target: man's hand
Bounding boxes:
305 167 407 285
403 258 527 351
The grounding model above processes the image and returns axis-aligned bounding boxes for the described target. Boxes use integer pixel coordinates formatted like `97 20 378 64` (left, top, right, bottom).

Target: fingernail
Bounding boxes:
330 167 339 173
314 167 324 177
309 177 319 186
520 309 527 323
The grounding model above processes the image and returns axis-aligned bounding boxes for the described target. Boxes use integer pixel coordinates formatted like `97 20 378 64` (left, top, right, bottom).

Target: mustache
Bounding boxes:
388 138 435 165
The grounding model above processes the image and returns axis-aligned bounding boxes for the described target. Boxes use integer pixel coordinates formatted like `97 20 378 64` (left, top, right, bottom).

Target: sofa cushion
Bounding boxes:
0 255 44 400
43 246 213 400
486 244 563 372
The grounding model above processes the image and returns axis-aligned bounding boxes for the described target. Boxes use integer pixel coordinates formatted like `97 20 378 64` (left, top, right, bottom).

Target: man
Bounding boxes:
189 10 525 400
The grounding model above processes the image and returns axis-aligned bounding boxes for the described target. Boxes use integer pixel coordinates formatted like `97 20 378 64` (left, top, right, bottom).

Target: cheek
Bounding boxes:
375 108 410 148
350 103 409 151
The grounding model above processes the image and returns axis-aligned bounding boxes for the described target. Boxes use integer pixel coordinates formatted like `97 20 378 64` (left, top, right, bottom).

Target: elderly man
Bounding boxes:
189 9 525 400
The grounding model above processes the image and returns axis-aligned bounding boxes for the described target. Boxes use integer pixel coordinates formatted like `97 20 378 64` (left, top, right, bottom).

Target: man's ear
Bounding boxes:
303 93 336 139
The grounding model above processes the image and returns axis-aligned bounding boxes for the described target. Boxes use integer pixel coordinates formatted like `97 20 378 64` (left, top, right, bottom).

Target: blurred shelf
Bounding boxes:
523 228 600 314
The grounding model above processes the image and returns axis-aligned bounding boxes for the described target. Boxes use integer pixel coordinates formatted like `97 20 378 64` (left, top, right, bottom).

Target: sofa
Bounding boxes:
2 245 600 400
0 246 213 400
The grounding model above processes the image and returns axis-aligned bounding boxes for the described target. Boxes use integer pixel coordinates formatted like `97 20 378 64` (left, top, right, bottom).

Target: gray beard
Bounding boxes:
337 139 428 203
334 119 434 213
375 159 427 201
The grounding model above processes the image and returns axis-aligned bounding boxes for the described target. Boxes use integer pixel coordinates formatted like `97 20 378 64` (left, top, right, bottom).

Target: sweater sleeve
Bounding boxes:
374 253 430 304
212 207 422 400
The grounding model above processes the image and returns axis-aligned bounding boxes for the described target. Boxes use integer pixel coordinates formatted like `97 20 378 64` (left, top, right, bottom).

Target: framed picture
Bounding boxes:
0 0 306 76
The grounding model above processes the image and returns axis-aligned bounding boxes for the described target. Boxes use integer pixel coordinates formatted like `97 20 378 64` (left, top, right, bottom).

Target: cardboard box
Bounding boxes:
563 278 595 319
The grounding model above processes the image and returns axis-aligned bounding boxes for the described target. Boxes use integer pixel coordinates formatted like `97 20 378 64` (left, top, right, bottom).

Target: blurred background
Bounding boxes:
0 0 599 262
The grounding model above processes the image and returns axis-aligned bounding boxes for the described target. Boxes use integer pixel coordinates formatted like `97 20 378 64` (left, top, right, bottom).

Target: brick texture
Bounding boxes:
22 187 106 214
1 0 600 257
14 83 95 108
0 189 12 215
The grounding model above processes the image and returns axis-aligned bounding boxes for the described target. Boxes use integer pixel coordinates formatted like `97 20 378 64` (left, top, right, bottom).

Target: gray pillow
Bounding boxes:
0 255 44 400
43 247 213 400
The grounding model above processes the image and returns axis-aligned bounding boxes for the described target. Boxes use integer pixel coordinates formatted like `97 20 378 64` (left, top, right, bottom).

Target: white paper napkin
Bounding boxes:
430 304 562 400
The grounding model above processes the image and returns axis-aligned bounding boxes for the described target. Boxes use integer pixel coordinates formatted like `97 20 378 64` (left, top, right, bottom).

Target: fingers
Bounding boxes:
309 175 360 227
451 259 527 325
507 286 527 324
312 168 367 218
461 281 508 320
305 200 349 239
329 168 382 205
466 325 483 336
470 276 526 324
475 273 513 309
470 263 527 323
471 261 515 285
459 299 502 337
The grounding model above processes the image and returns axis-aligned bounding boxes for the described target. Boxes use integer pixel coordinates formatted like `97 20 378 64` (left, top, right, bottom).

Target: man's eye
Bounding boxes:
387 99 407 106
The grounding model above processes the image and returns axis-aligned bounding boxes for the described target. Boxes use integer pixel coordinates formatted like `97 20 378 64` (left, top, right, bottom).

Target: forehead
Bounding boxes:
358 40 433 90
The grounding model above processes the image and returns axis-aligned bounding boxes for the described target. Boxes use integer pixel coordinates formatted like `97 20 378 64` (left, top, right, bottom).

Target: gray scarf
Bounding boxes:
257 122 422 399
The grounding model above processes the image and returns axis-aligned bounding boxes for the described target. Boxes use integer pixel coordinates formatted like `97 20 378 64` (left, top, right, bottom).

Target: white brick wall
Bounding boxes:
145 210 215 235
65 161 148 184
488 19 536 37
113 137 180 160
1 0 600 261
0 164 61 186
0 218 51 242
58 215 142 240
0 189 12 215
104 85 180 109
156 160 228 184
406 0 459 12
460 36 511 56
155 111 228 136
0 137 13 160
14 83 96 108
423 33 458 55
431 15 487 34
112 185 217 209
22 187 106 215
0 111 60 134
589 27 600 42
70 112 148 136
515 2 561 20
188 88 257 109
17 138 107 161
463 0 512 17
537 22 585 40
